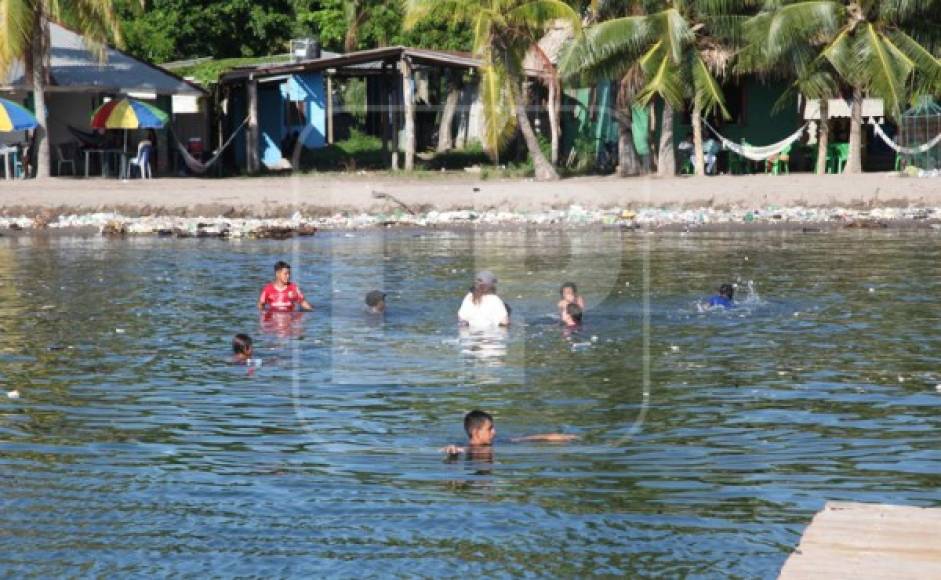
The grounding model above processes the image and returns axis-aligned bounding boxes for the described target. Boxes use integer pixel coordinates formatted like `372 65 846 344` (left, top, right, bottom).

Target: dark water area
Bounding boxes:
0 229 938 576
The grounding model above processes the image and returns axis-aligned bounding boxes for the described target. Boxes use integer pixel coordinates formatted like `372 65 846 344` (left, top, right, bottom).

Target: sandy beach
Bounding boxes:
0 172 939 217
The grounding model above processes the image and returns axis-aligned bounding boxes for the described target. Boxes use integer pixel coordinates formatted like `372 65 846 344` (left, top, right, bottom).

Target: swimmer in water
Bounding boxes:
365 290 386 314
258 260 313 312
561 303 583 328
232 333 253 363
441 410 577 457
706 283 735 309
458 271 509 328
558 282 586 318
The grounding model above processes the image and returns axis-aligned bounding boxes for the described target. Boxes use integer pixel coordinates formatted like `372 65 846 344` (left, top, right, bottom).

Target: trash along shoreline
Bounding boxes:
0 204 939 238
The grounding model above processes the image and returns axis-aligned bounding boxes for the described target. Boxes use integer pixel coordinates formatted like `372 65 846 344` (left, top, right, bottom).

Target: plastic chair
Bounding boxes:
729 140 751 174
680 156 694 175
127 142 153 179
827 143 849 173
56 144 76 176
766 143 792 175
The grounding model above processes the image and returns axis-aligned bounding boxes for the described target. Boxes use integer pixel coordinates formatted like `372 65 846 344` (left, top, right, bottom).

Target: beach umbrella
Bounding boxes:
91 98 168 130
90 98 168 165
0 97 38 132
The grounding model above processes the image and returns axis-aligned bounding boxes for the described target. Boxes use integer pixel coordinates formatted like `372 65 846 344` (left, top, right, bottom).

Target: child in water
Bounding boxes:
258 260 313 312
707 283 735 309
561 303 583 328
365 290 386 314
441 410 577 456
232 334 253 363
558 282 586 318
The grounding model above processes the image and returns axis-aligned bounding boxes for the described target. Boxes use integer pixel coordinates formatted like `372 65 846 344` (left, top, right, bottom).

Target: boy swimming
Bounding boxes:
441 410 577 456
558 282 586 318
258 260 313 312
232 333 253 363
365 290 386 314
706 283 735 309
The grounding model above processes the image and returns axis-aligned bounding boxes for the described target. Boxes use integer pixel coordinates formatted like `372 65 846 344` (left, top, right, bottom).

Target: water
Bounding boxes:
1 229 939 576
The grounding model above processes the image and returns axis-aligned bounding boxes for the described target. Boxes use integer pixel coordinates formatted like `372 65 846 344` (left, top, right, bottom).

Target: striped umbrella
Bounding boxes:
0 97 38 132
91 98 168 129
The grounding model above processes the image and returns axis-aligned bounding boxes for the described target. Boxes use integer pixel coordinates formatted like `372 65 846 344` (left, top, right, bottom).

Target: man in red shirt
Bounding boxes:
257 261 313 312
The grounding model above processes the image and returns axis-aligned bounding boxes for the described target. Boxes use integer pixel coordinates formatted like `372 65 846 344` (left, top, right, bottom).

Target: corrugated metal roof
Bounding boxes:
220 46 484 83
1 22 205 96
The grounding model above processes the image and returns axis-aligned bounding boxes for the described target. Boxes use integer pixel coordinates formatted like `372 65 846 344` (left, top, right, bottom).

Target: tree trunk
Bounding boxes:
658 101 675 177
436 72 461 152
31 10 51 179
548 80 560 165
401 58 415 171
692 99 705 176
846 86 863 174
815 98 829 174
517 82 558 181
614 81 639 177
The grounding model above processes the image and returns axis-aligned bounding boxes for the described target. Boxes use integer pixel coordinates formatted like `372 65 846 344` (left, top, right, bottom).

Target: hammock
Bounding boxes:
873 123 941 155
171 118 249 175
704 120 808 161
67 125 107 148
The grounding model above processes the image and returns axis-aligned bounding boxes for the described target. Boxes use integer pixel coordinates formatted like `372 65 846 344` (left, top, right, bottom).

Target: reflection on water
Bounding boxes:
0 230 939 576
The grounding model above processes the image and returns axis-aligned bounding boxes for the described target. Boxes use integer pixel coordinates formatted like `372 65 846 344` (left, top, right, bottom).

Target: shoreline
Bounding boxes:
1 173 940 235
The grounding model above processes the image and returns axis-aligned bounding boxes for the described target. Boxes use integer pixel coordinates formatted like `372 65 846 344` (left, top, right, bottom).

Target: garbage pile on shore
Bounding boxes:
0 205 938 236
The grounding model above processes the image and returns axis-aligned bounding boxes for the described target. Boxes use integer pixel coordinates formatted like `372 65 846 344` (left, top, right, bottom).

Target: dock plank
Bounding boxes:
780 501 941 579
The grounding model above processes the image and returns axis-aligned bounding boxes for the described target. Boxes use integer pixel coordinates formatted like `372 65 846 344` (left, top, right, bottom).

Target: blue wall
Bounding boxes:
229 72 327 171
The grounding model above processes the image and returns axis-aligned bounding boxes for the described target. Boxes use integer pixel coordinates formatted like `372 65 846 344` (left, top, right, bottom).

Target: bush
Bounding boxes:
297 129 387 172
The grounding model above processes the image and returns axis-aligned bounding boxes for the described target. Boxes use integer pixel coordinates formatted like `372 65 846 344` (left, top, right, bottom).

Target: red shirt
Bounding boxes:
259 282 305 312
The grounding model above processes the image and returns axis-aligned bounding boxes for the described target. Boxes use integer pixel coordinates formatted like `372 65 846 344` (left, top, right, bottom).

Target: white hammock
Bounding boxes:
171 118 249 175
873 123 941 155
704 120 808 161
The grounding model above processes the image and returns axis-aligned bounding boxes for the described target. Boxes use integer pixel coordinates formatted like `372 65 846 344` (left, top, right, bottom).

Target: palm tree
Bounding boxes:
0 0 124 179
406 0 581 180
560 1 745 177
743 1 941 174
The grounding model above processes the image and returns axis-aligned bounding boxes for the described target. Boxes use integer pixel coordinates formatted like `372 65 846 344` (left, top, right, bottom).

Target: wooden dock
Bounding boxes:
780 501 941 579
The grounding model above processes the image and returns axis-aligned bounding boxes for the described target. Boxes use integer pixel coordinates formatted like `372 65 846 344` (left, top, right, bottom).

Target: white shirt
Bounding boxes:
458 292 509 328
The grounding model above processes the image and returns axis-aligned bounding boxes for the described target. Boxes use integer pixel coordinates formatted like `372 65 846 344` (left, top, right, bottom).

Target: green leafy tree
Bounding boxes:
561 1 750 177
0 0 125 178
406 0 581 181
743 1 941 174
118 0 296 62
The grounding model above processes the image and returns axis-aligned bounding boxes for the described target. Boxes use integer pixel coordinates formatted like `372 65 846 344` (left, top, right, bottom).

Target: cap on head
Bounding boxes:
365 290 386 307
475 271 497 287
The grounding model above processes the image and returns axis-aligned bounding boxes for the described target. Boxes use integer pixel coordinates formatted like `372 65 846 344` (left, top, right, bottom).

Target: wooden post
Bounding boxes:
326 73 334 144
401 57 415 171
246 78 260 173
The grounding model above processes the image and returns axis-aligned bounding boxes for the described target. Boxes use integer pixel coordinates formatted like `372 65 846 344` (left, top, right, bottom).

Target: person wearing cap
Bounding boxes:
365 290 386 314
458 271 509 328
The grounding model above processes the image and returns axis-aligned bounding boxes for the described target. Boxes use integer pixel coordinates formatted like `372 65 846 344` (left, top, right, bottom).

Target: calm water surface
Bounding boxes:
0 229 939 576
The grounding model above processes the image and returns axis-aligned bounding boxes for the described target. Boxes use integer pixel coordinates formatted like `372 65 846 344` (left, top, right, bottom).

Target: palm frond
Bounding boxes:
656 8 694 65
855 24 913 117
637 43 685 109
888 29 941 97
0 0 32 77
479 63 518 160
691 51 730 119
765 1 843 61
557 15 652 81
507 0 581 37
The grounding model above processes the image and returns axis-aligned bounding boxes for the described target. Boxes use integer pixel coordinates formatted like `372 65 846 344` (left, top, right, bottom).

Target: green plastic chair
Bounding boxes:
729 140 751 174
827 143 849 173
767 143 792 175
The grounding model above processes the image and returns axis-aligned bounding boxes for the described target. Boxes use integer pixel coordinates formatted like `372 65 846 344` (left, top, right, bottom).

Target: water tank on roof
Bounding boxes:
290 38 321 62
